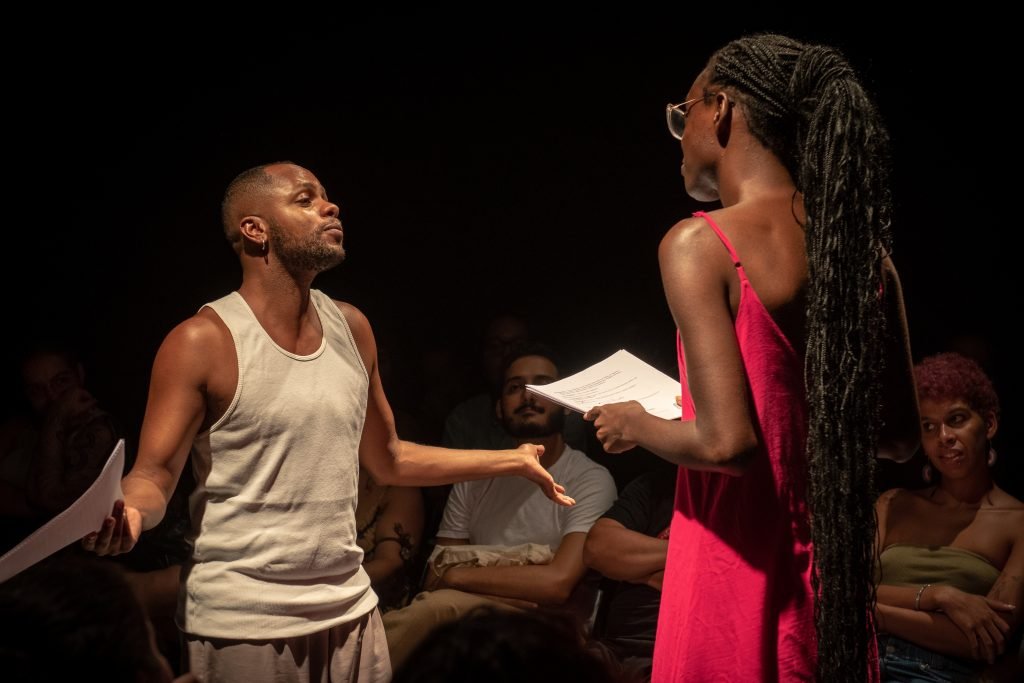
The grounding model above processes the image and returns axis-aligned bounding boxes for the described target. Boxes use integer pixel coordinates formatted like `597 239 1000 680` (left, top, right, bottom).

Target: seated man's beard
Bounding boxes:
502 408 565 439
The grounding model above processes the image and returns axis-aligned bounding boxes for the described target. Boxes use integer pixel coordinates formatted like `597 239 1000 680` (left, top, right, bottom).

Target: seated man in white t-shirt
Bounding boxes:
382 343 617 673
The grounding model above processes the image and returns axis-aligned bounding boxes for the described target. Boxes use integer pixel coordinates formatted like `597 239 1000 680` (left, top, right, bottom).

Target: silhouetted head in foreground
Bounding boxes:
392 606 623 683
0 553 175 682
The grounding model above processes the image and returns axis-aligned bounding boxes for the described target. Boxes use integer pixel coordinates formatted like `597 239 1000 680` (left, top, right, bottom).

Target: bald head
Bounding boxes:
221 161 296 249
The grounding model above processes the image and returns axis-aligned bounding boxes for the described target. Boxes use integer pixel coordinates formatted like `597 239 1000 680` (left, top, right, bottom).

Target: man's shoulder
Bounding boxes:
312 291 362 324
561 446 610 472
171 308 231 346
559 447 616 489
312 293 375 361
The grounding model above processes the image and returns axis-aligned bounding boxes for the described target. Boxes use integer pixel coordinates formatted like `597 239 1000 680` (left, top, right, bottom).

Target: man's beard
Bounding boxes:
502 406 565 439
268 223 345 274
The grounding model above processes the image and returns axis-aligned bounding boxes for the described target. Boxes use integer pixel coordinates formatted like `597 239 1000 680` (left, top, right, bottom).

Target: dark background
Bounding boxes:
4 10 1018 494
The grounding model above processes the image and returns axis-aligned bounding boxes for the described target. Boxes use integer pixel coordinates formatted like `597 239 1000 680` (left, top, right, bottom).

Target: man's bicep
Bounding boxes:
358 365 400 478
134 321 217 486
549 532 589 577
341 302 401 477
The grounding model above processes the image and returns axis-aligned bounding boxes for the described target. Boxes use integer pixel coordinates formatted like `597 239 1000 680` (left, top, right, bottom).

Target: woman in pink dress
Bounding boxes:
585 33 921 682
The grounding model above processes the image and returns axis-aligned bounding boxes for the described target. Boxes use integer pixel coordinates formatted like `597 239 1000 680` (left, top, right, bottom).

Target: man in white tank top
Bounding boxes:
82 162 576 683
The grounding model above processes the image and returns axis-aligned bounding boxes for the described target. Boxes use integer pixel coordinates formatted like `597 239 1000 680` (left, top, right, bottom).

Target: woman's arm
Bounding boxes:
986 523 1024 636
585 217 759 475
876 603 1005 663
878 583 1014 660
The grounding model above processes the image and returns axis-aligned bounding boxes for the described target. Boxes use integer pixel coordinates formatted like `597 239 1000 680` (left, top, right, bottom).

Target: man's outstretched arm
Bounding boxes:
341 301 573 506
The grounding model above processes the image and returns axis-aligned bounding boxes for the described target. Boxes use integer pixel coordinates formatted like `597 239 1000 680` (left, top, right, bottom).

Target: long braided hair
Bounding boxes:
706 34 893 681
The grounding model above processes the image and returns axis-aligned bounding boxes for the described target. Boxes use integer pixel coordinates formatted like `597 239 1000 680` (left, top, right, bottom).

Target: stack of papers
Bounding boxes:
0 440 125 583
526 349 682 420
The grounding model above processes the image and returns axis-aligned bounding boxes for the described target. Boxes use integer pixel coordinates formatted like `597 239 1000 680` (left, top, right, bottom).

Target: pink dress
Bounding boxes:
651 211 815 682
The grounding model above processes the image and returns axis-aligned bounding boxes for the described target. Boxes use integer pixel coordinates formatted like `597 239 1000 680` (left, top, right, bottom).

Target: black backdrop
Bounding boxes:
4 9 1018 493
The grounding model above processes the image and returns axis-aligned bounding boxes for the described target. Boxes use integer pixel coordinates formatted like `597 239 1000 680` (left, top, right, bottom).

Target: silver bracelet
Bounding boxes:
914 583 931 611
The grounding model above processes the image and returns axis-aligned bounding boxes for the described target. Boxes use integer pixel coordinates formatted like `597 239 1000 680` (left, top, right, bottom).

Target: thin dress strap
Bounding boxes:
692 210 749 284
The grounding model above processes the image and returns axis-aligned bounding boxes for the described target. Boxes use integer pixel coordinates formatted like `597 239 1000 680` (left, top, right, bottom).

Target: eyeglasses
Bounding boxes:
665 93 716 140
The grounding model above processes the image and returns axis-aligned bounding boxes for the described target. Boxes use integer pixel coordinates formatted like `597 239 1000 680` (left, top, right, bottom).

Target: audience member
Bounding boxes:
391 606 627 683
0 340 189 675
0 550 195 682
442 313 589 455
441 313 531 451
875 352 1022 680
1 340 120 552
383 342 617 670
583 465 675 680
356 467 425 612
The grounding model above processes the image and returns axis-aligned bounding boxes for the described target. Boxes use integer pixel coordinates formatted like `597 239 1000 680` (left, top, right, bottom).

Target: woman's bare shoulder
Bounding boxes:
989 486 1024 512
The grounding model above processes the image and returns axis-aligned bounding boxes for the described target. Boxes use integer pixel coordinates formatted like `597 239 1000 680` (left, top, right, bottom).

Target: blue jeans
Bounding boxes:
878 634 983 682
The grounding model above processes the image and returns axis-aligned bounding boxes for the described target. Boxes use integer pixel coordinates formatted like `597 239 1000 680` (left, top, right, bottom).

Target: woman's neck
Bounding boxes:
935 475 995 507
716 138 796 208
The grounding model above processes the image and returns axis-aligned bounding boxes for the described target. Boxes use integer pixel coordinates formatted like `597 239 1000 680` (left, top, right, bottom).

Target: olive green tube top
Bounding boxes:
878 544 1000 595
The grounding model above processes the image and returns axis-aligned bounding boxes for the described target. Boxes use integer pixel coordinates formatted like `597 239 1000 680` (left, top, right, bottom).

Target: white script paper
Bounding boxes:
0 439 125 583
526 350 682 420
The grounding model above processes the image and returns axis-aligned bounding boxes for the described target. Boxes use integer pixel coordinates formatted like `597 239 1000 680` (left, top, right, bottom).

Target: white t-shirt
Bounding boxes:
437 445 617 550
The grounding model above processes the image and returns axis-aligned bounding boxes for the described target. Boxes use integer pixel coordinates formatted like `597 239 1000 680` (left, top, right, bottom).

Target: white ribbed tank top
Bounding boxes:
179 289 377 638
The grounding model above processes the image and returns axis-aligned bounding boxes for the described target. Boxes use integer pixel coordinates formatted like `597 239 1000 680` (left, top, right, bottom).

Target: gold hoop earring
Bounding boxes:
988 447 998 466
922 463 933 484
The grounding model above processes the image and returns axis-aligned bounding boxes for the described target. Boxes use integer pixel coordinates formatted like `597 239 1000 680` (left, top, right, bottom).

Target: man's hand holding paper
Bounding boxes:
82 498 143 556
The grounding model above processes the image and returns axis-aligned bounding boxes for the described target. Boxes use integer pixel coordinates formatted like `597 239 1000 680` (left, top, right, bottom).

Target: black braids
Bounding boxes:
805 174 882 677
709 35 802 178
801 53 891 683
709 34 893 682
